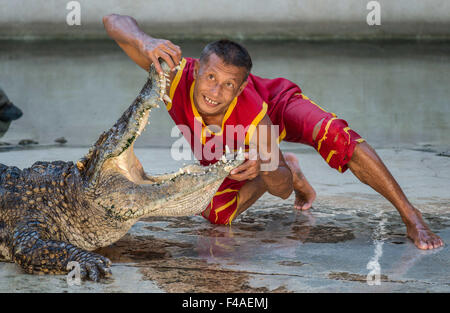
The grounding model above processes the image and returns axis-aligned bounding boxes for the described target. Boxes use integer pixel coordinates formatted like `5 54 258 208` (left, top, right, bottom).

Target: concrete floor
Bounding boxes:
0 146 448 293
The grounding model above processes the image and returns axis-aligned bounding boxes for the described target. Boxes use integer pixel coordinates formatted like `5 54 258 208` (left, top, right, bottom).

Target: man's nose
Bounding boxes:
209 84 221 98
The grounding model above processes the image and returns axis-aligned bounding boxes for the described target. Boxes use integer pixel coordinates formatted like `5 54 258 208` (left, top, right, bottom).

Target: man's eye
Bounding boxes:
208 74 214 80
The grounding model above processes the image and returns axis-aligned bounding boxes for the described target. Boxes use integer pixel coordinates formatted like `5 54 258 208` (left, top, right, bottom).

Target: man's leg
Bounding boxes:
310 118 444 250
282 92 443 250
233 176 267 217
202 153 316 223
232 153 316 219
284 153 316 210
201 176 267 224
280 93 339 210
347 141 444 250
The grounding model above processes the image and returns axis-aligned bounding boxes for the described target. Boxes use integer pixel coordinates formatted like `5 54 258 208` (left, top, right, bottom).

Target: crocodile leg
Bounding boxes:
10 221 112 281
0 232 11 262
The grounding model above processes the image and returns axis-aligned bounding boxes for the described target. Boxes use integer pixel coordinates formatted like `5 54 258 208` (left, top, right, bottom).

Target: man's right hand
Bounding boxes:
103 14 182 73
137 36 182 74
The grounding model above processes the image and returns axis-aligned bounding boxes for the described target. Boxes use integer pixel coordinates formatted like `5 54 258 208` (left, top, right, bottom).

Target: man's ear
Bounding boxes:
193 59 200 79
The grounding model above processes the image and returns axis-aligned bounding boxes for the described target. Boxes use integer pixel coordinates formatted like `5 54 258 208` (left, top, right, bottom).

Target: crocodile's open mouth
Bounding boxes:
76 61 244 219
105 107 241 186
102 109 154 184
79 61 243 189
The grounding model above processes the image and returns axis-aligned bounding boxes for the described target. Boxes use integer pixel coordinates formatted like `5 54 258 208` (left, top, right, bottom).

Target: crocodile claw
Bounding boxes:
75 252 112 282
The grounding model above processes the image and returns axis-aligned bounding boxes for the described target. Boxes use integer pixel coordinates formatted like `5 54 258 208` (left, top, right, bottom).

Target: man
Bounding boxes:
103 14 443 250
0 87 23 138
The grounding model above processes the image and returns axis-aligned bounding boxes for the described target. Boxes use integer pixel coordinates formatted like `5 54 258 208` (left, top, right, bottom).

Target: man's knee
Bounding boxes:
313 116 364 173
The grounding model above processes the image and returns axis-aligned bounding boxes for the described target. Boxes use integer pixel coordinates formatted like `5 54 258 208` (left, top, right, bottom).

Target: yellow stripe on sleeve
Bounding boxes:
278 127 286 143
301 93 337 118
245 102 268 145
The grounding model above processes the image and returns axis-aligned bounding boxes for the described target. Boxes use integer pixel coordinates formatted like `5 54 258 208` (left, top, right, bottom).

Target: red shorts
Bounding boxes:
201 92 364 224
282 93 364 173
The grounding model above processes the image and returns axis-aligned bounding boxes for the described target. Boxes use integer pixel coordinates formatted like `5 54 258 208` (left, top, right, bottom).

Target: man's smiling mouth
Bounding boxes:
203 95 220 106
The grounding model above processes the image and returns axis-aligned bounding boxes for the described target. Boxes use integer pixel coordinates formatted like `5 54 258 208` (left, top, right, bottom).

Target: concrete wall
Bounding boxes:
0 0 449 39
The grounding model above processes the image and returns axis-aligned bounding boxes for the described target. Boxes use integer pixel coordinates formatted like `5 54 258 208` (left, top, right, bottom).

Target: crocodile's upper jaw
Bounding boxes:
78 63 165 187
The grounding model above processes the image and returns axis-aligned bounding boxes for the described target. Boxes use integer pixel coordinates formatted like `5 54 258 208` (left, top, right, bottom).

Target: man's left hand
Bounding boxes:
228 153 260 181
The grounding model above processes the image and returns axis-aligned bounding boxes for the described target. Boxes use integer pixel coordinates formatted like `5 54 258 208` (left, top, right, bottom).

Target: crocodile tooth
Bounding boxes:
225 145 231 155
237 147 245 160
221 155 227 163
163 95 172 103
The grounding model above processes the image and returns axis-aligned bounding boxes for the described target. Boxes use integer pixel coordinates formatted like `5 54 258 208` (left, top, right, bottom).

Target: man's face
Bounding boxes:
193 53 248 117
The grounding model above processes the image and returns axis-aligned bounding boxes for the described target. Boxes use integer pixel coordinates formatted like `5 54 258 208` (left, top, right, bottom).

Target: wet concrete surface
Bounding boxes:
0 146 449 292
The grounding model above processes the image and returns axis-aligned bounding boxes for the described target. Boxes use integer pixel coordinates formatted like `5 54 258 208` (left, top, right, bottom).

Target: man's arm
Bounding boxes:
229 115 293 199
102 14 181 73
348 141 444 250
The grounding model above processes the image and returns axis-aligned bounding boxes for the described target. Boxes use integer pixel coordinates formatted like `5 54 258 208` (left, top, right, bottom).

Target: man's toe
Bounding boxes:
416 240 428 250
433 239 443 248
301 202 312 210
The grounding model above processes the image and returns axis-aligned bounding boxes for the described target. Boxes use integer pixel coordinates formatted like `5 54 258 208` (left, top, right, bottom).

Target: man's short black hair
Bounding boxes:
199 39 252 82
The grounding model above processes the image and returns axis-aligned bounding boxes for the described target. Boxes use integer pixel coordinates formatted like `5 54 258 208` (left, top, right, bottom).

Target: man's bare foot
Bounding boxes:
284 153 316 210
406 208 444 250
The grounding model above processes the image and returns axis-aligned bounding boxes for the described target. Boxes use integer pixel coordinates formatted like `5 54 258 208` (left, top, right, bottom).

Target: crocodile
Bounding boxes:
0 61 243 281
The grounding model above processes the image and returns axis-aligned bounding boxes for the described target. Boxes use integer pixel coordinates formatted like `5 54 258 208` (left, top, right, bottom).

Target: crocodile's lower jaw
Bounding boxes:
101 106 212 186
102 146 147 184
